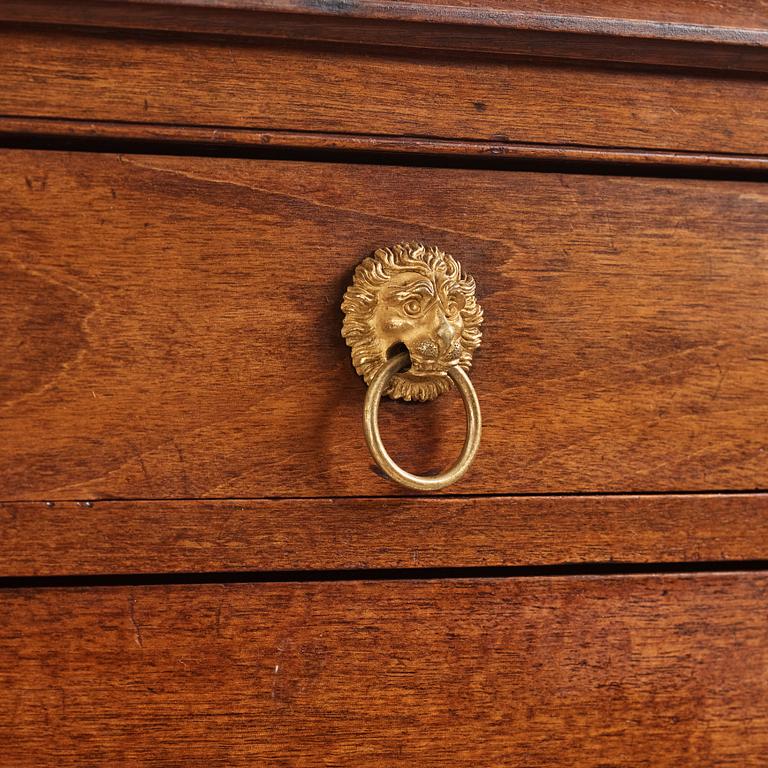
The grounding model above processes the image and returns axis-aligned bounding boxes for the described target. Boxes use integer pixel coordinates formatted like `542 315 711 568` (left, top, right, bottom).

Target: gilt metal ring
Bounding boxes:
363 352 481 491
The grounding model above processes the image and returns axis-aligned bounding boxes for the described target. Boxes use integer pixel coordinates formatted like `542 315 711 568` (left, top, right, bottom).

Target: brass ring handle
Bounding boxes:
363 351 482 491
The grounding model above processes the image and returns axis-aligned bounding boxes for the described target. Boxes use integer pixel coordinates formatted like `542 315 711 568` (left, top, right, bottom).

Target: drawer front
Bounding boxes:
2 26 768 156
3 495 768 576
2 149 767 499
2 573 767 766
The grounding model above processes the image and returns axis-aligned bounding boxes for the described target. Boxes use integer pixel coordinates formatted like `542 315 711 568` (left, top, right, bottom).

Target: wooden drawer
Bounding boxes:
3 495 768 577
2 149 767 500
2 572 767 766
3 14 768 157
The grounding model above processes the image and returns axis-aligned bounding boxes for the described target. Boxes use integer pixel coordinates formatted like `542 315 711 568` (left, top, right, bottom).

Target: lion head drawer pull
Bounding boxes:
342 243 483 491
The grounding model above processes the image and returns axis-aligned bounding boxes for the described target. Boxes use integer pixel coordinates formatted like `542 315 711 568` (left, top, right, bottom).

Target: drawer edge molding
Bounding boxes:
2 494 768 577
4 32 768 155
5 117 768 174
2 0 768 72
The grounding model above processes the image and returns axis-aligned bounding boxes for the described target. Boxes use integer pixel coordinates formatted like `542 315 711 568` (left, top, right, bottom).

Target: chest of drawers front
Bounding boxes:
1 2 767 765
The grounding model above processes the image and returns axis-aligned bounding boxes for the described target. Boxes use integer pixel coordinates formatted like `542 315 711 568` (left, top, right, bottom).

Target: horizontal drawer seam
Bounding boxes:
2 490 766 505
3 115 768 178
3 560 768 591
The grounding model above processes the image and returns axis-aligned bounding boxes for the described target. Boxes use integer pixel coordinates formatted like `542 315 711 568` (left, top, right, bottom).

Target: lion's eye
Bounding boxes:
402 298 423 317
445 293 465 316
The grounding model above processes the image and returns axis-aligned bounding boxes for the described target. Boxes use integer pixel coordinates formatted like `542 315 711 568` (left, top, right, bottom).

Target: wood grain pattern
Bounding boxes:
2 495 768 576
2 149 767 499
3 0 768 73
5 116 768 173
3 28 768 156
2 573 767 766
400 0 768 28
11 0 768 33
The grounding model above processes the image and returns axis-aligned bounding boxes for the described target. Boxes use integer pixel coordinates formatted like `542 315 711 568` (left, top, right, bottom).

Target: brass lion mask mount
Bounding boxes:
342 243 483 490
342 243 483 401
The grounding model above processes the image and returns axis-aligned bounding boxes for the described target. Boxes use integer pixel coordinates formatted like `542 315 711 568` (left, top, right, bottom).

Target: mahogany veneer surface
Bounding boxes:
2 495 768 576
399 0 768 26
1 150 766 499
2 573 767 767
4 1 768 76
3 28 768 155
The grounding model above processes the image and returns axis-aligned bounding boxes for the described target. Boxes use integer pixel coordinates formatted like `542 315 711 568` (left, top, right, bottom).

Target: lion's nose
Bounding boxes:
436 316 456 351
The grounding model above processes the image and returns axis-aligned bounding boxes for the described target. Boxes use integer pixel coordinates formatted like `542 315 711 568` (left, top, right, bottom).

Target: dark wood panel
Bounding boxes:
2 495 768 576
403 0 768 28
3 28 768 155
3 0 768 72
5 116 768 172
2 150 767 499
2 573 767 766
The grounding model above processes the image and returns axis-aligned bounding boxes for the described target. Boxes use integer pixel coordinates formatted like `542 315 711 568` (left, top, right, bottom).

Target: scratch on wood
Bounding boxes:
173 439 191 496
712 362 728 400
129 594 143 649
127 440 151 487
115 156 506 248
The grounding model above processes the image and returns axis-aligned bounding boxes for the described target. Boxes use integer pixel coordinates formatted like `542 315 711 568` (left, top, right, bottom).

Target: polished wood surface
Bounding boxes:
2 495 767 577
2 573 767 766
10 0 768 33
401 0 768 27
2 150 766 499
4 0 768 72
3 28 768 156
